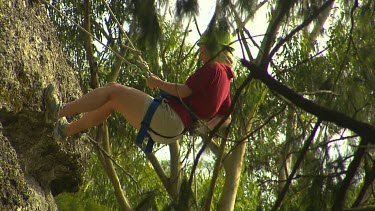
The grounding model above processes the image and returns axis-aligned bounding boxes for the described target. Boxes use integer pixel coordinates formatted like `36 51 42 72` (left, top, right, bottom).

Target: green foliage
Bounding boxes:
237 0 257 16
132 0 161 53
48 1 201 209
176 0 199 18
234 169 261 210
240 1 375 210
56 192 111 211
46 0 375 210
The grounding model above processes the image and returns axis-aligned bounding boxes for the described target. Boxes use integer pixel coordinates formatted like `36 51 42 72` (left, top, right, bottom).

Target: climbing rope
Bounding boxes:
96 1 214 137
99 0 151 75
42 0 232 139
39 0 151 77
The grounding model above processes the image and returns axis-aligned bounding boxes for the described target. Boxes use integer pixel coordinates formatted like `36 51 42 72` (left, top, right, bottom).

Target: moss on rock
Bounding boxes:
0 0 90 210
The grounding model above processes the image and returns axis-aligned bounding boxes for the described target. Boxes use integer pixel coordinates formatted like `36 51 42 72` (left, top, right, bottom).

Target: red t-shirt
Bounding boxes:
167 62 235 128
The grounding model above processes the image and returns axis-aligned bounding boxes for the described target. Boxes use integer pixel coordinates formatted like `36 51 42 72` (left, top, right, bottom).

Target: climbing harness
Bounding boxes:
41 0 182 153
136 91 199 153
135 98 161 153
40 0 228 153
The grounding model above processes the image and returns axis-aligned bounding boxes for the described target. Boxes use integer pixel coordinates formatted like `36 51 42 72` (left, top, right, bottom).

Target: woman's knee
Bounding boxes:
105 82 121 89
104 82 128 99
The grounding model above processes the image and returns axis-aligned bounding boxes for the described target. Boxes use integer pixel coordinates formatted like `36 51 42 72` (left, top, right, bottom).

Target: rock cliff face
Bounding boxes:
0 1 90 210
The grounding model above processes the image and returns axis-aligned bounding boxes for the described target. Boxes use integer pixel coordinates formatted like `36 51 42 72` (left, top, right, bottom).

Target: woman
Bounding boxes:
50 28 235 145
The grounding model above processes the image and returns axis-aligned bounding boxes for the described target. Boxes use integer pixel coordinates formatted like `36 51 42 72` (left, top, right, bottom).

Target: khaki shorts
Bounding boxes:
143 96 185 144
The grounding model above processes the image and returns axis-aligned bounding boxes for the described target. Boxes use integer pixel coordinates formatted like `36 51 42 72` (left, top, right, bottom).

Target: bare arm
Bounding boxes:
207 115 231 129
146 74 192 98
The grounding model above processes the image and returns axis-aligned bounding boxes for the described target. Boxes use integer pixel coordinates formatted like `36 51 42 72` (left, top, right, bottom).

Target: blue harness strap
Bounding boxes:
136 90 195 153
136 98 162 153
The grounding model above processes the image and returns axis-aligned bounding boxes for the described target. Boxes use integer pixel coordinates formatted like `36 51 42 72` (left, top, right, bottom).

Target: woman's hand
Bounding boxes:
146 74 162 89
146 74 192 98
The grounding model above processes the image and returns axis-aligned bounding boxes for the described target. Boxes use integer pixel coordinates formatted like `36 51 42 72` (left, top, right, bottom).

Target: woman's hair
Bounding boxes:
212 49 235 69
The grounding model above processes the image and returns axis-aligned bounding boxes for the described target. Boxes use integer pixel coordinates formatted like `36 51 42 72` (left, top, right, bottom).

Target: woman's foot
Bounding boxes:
44 84 63 123
54 118 68 141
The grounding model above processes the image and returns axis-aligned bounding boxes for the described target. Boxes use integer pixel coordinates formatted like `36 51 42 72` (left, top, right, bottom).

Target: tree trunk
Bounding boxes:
169 142 182 200
219 141 247 211
98 124 132 211
278 109 295 193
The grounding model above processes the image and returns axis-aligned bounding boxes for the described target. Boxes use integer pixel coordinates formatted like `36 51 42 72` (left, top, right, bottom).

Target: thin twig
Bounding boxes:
86 135 140 191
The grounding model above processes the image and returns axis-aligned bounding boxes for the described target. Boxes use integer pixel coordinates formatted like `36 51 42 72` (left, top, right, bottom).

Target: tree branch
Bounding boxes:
188 74 255 185
332 137 368 210
169 142 181 201
258 0 296 65
145 152 171 193
351 155 375 208
98 124 132 211
268 0 335 62
87 135 139 190
343 207 375 211
83 0 99 89
241 59 375 140
204 133 228 210
272 120 321 211
83 2 132 208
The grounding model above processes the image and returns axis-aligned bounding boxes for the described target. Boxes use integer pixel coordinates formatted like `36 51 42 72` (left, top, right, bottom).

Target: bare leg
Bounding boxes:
61 82 151 136
64 101 109 136
59 82 117 118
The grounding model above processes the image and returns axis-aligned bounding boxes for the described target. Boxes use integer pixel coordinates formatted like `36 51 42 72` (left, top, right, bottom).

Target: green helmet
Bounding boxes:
198 24 234 57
